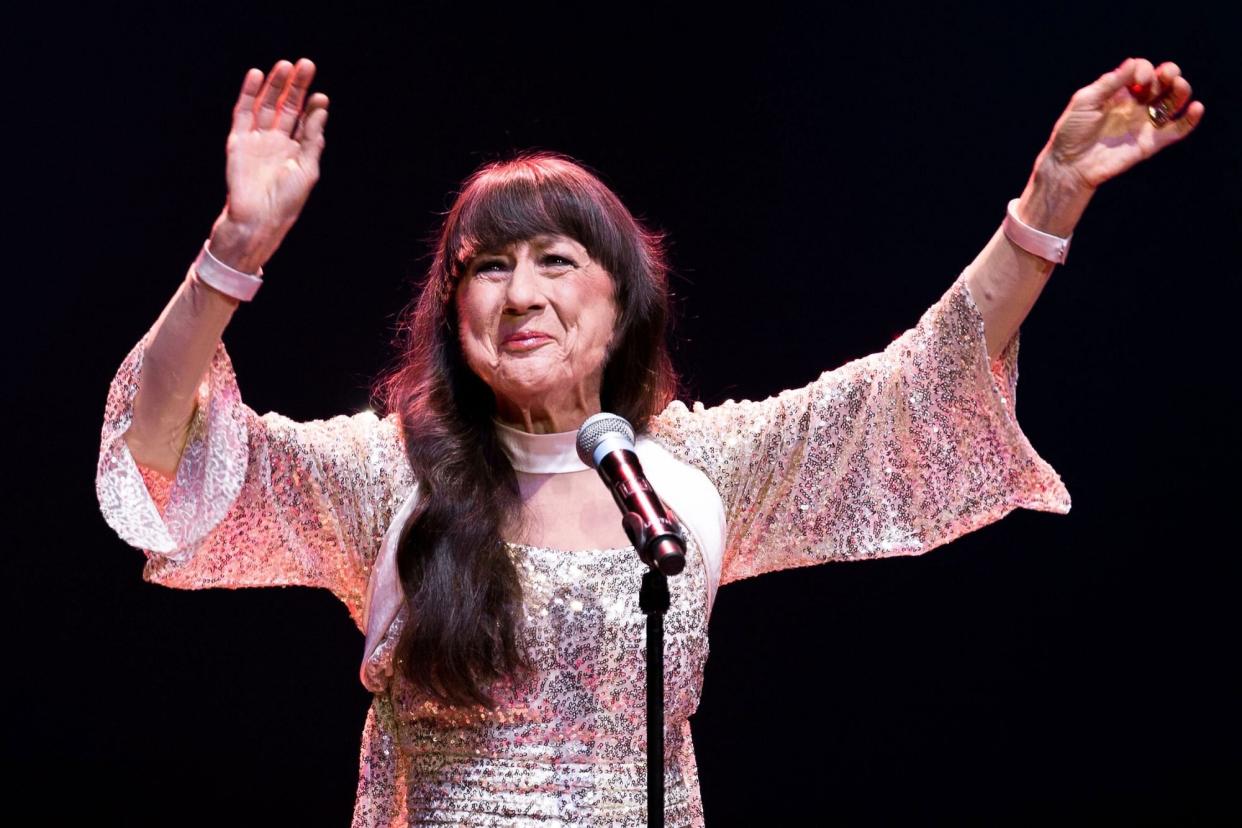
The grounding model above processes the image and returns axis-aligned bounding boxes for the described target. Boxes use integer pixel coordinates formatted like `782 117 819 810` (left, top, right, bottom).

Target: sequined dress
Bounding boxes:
96 271 1071 826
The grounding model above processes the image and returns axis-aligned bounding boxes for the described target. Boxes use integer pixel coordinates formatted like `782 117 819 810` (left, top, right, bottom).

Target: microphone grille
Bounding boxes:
576 413 635 467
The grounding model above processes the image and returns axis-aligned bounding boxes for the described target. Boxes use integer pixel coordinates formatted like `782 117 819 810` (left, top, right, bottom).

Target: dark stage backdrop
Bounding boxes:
7 2 1240 825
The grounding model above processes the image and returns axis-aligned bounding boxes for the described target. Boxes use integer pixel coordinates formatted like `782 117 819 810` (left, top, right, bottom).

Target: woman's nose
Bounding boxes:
504 258 544 314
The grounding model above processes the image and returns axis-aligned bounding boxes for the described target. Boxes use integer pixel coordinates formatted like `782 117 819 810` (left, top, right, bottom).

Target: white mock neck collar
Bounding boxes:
494 419 590 473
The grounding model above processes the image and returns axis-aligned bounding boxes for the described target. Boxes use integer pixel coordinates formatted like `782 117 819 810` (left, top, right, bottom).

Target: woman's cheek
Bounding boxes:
461 330 495 377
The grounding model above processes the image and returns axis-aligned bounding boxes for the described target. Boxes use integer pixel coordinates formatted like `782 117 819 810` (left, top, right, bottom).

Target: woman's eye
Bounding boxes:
544 255 574 267
475 261 508 275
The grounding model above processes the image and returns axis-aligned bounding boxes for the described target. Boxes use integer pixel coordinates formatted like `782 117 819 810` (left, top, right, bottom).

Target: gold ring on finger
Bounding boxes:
1147 95 1178 128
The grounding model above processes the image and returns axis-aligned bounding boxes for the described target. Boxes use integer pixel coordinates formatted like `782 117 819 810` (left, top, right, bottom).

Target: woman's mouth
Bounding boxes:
501 332 553 351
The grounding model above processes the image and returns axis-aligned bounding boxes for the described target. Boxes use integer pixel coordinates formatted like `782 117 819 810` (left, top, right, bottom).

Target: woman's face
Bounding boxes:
456 233 619 431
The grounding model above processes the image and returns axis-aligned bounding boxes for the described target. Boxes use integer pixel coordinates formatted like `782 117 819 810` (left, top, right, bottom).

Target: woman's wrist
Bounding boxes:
207 211 283 274
1016 152 1095 238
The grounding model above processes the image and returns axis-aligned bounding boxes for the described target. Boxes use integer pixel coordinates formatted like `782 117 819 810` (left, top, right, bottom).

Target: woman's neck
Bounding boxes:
493 397 600 434
493 418 589 473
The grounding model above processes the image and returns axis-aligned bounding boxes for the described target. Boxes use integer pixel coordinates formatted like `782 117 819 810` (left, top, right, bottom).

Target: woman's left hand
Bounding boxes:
968 57 1204 359
1044 57 1204 192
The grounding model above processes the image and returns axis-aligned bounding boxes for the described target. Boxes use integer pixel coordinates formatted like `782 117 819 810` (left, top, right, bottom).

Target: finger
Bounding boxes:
1156 61 1182 89
1165 75 1193 115
1164 99 1205 144
293 93 329 141
231 68 263 132
1147 75 1194 133
1078 57 1138 107
1125 58 1157 102
293 93 329 143
1144 61 1182 102
275 58 317 135
298 104 329 168
255 60 293 129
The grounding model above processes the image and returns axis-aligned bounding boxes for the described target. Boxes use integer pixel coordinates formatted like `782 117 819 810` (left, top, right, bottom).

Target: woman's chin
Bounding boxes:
494 375 567 406
495 358 567 390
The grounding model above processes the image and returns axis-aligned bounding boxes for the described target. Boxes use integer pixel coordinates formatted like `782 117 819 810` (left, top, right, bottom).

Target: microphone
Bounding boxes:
576 413 686 576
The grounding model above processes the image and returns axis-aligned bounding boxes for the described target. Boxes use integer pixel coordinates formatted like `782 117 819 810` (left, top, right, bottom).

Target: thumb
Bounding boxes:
1077 57 1140 107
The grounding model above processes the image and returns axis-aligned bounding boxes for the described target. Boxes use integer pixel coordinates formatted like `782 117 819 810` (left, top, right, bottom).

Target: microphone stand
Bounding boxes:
640 568 670 828
620 514 684 827
576 415 685 827
627 532 683 828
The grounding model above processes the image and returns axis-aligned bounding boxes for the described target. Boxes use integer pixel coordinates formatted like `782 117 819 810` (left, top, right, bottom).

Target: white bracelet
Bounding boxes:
1002 198 1072 265
192 239 264 301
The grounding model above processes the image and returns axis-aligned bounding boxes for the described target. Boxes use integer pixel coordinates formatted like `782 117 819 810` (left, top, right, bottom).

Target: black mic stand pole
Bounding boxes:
640 567 670 828
625 527 682 828
578 416 685 828
620 514 684 828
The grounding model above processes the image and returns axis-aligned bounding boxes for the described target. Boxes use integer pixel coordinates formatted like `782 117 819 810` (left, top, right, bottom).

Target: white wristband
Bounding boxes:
1002 198 1072 265
192 240 264 301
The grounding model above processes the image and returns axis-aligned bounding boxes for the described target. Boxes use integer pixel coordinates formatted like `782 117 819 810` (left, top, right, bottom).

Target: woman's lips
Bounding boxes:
501 332 553 351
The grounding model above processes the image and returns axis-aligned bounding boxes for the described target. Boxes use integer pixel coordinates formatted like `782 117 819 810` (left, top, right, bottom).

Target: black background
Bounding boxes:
6 2 1241 825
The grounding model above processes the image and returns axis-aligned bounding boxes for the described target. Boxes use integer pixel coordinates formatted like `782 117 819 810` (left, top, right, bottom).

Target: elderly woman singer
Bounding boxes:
97 57 1201 826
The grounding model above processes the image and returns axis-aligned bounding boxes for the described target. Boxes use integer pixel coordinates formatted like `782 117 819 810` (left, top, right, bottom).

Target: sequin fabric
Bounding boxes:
649 271 1071 586
96 270 1070 826
96 325 411 629
363 535 709 826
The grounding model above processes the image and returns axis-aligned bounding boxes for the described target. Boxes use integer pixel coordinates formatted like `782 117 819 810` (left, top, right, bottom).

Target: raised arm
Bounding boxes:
965 57 1203 359
125 58 329 475
97 60 409 626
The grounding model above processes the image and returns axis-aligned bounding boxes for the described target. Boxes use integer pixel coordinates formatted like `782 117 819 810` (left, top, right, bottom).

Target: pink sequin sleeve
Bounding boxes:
95 332 409 628
650 271 1071 586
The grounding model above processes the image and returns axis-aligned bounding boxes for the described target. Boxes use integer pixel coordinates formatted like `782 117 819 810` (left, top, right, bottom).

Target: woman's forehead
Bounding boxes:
465 233 588 259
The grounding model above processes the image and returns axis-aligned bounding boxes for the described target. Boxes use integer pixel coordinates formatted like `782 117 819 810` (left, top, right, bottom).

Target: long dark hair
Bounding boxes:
372 152 678 708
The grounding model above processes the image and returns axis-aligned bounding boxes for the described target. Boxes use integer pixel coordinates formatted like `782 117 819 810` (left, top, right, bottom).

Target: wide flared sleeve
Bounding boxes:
649 270 1071 587
95 330 408 628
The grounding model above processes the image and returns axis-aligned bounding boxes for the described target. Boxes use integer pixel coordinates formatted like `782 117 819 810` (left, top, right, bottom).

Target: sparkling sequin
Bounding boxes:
96 271 1070 826
647 271 1071 585
369 537 708 826
96 327 411 629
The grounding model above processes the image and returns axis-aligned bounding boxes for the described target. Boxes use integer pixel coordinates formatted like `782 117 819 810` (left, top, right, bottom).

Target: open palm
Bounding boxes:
224 59 329 234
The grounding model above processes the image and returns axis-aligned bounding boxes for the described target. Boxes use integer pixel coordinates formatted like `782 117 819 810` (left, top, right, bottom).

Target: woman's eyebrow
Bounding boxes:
468 246 511 262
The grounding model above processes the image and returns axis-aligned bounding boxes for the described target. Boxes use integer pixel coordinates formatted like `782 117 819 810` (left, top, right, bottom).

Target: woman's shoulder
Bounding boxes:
259 407 404 460
367 410 410 471
645 399 693 446
643 401 725 483
648 397 709 431
276 408 413 498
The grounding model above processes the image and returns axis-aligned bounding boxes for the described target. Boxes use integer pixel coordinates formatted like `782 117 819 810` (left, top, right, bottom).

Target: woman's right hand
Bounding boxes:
209 58 329 273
